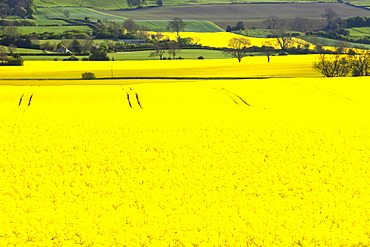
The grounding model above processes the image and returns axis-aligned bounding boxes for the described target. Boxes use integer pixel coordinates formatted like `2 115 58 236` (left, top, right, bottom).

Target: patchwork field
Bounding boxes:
100 3 370 22
17 26 93 35
34 7 126 22
1 77 370 246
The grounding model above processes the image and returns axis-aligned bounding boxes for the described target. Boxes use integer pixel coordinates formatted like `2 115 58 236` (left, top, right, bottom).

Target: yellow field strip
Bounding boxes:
0 56 322 82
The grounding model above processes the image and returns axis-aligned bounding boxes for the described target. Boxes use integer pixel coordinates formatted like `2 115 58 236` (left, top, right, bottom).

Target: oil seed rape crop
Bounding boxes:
158 32 312 49
1 77 370 246
0 55 322 81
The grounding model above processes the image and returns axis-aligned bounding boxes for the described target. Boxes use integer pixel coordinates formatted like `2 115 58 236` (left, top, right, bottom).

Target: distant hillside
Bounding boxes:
34 0 346 10
100 3 370 29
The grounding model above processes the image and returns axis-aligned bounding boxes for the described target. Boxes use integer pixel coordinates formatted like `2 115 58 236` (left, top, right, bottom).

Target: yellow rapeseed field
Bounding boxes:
158 32 312 49
1 77 370 246
0 55 322 81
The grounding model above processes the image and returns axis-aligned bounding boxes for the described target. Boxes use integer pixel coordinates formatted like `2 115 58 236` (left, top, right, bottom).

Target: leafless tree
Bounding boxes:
348 51 370 76
263 15 286 30
63 10 70 19
290 17 312 32
272 30 294 51
313 54 350 77
149 41 166 60
0 3 10 19
222 37 251 62
322 8 338 27
261 41 275 63
167 40 181 59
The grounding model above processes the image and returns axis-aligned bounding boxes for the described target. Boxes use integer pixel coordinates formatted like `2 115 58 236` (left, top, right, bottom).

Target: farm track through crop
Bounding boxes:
216 87 252 106
312 87 362 104
13 86 39 114
122 86 143 110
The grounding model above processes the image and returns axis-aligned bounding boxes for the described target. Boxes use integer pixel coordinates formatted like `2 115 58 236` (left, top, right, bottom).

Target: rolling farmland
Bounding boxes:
2 0 370 242
1 77 370 246
100 3 370 26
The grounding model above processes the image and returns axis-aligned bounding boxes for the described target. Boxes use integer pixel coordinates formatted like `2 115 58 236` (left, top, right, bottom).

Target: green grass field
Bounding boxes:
136 20 223 32
33 19 69 25
17 26 93 35
300 36 370 49
20 49 233 61
346 27 370 38
12 48 47 54
34 0 347 9
100 3 370 22
34 7 126 21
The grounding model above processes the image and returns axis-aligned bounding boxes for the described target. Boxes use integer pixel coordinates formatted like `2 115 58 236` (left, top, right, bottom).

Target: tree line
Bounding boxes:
0 0 36 19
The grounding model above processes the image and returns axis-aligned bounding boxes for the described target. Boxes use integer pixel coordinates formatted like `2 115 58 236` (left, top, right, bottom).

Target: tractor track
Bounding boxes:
122 86 143 109
216 87 252 106
312 87 362 104
13 86 39 114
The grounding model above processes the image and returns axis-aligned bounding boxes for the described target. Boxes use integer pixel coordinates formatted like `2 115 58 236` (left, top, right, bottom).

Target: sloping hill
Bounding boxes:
101 3 370 21
34 0 348 9
100 3 370 29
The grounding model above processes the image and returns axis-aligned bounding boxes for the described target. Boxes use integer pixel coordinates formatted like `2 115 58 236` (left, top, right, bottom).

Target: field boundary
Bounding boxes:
0 77 268 81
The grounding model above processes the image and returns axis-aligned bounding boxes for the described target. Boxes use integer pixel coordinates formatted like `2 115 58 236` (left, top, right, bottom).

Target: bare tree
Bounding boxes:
149 41 166 60
153 31 164 41
167 17 186 36
348 51 370 76
263 15 285 30
333 40 349 54
223 37 251 62
167 40 181 59
290 17 312 32
313 54 350 77
322 8 338 27
261 41 275 63
272 30 294 51
63 10 70 19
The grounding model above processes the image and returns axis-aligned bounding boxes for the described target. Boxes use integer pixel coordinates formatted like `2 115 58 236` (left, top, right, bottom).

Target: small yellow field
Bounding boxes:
0 55 322 81
1 76 370 246
159 32 311 49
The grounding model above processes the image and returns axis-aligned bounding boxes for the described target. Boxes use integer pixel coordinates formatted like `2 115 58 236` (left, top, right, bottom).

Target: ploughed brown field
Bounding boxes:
99 3 370 28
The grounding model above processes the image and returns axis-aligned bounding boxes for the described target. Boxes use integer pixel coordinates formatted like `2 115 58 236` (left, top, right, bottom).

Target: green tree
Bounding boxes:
123 19 140 33
167 17 186 36
89 45 110 61
17 7 27 18
127 0 146 8
156 0 163 6
0 45 8 65
222 37 251 62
